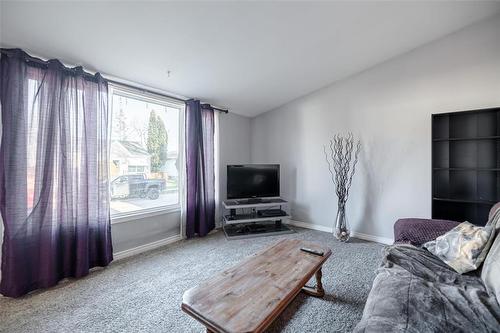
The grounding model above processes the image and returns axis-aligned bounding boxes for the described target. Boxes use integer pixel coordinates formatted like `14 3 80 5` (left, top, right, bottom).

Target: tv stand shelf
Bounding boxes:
223 198 287 209
224 212 291 225
221 198 293 239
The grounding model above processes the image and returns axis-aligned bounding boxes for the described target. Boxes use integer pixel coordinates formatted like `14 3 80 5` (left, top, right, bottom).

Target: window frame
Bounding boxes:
108 83 185 224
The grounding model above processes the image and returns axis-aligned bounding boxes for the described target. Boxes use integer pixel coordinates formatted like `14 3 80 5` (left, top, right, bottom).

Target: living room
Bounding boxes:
1 1 500 332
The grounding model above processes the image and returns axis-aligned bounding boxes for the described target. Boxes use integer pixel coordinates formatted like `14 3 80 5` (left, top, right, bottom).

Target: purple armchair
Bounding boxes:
394 203 500 246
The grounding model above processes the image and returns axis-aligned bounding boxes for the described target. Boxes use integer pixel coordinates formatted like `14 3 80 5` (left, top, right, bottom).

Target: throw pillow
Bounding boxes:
423 221 495 274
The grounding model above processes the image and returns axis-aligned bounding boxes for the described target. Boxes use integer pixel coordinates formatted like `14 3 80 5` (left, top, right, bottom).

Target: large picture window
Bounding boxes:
109 85 183 219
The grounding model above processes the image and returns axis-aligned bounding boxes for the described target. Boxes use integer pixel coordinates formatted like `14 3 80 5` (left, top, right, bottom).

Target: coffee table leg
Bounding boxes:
302 267 325 297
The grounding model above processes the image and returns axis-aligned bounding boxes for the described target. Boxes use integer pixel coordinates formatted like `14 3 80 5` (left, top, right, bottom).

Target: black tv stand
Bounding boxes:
222 198 293 239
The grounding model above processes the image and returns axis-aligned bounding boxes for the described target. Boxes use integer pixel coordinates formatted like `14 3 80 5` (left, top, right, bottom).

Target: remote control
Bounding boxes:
300 247 324 256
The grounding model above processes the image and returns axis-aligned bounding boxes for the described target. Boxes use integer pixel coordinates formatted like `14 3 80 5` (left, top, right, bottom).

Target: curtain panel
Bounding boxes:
0 49 113 297
185 99 215 238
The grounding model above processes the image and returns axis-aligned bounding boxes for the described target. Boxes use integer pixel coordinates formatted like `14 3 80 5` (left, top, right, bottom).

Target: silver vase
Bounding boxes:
334 202 350 242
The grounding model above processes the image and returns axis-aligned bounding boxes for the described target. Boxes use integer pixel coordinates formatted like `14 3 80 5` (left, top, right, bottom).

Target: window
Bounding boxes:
128 165 146 173
109 85 184 219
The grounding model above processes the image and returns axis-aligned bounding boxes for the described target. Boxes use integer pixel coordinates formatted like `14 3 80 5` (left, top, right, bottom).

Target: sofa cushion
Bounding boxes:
482 234 500 303
481 205 500 303
393 218 459 246
423 221 495 274
489 202 500 221
354 245 500 333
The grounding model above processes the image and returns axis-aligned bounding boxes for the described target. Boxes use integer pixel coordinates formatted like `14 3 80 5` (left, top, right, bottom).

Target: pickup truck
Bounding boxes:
111 174 166 200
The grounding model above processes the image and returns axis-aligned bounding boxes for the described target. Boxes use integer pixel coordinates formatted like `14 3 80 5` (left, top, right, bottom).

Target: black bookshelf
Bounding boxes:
432 107 500 226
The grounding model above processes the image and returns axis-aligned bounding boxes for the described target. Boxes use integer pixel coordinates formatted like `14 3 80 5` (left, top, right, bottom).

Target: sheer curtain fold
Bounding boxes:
0 49 113 297
185 99 215 238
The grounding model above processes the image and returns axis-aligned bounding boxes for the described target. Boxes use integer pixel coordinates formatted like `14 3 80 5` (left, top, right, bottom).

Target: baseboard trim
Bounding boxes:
286 219 393 245
350 231 393 245
287 219 333 233
113 234 183 261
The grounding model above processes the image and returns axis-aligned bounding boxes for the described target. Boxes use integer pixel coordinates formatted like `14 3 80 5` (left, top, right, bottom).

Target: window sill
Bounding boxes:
111 206 181 224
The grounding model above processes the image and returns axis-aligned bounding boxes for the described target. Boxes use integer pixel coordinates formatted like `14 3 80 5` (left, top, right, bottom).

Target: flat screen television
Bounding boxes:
227 164 280 199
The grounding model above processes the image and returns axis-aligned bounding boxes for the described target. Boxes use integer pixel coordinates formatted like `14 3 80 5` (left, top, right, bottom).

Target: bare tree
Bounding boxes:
132 123 148 146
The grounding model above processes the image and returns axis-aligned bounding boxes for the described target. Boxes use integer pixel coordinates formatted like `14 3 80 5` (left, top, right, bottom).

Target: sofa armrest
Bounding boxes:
394 218 460 246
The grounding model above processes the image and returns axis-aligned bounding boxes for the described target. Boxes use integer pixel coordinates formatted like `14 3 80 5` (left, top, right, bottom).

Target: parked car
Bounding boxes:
111 174 166 200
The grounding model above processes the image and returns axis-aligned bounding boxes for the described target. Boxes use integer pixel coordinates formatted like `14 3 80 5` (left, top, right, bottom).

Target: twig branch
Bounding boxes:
324 133 361 205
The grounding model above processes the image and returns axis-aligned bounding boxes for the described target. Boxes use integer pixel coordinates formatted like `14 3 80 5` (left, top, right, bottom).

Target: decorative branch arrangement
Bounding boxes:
324 133 361 241
324 133 361 204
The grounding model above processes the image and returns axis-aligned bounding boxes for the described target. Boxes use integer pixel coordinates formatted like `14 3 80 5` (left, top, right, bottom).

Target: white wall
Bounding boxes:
217 112 252 223
111 212 181 254
251 15 500 241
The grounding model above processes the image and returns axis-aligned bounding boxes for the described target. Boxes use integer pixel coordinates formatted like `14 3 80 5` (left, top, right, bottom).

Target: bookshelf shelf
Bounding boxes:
432 197 497 205
432 136 500 142
433 168 500 171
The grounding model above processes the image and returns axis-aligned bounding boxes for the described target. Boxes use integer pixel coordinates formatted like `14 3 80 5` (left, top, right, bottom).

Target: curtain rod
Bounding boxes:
0 48 229 114
107 79 229 114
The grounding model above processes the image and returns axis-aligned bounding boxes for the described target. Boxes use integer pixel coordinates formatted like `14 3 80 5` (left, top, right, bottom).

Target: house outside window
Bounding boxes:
109 85 184 220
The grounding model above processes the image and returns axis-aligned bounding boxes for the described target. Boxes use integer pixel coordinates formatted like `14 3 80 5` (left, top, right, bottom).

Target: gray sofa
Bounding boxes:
354 205 500 333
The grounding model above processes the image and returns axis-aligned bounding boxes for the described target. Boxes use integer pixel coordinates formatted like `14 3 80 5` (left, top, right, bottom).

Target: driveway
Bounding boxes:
110 191 179 215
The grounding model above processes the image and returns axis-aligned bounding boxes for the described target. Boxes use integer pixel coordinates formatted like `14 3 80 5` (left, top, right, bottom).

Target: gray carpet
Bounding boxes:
0 228 384 333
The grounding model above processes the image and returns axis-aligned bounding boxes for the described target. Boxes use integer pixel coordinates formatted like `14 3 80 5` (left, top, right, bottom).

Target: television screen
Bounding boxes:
227 164 280 199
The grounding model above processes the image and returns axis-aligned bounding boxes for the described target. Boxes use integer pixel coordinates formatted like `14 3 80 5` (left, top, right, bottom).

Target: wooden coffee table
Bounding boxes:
181 239 332 333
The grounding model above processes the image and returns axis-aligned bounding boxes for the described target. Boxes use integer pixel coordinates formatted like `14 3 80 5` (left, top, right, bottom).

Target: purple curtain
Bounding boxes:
0 49 113 297
185 99 215 238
